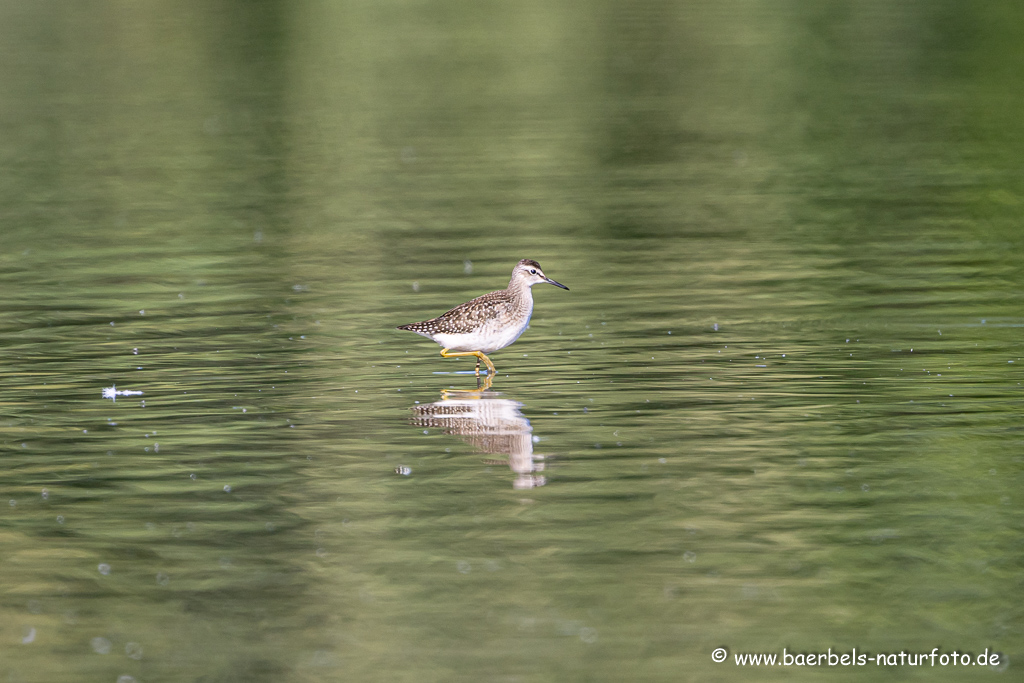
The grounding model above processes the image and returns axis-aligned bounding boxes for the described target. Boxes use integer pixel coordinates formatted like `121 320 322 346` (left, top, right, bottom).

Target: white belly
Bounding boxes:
432 313 532 353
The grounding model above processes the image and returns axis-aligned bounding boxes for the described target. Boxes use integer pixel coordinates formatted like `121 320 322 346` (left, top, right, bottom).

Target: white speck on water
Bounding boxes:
118 675 137 683
139 310 144 315
21 627 36 644
109 321 114 326
98 563 111 575
395 466 412 476
683 551 697 563
463 260 473 275
56 515 64 524
579 627 598 644
456 561 471 574
156 572 170 586
411 281 420 292
8 499 15 507
713 323 718 331
103 385 143 402
91 636 112 654
223 485 231 493
41 489 49 500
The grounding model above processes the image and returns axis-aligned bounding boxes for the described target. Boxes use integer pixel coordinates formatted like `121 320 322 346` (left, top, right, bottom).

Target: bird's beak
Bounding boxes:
545 276 569 291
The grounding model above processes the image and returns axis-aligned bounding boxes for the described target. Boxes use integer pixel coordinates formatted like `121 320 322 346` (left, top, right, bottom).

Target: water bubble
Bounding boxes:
91 637 112 654
223 485 231 493
21 627 36 644
57 516 64 524
456 561 471 574
156 572 170 586
463 260 473 275
98 563 111 575
41 489 49 500
125 642 143 660
683 551 697 563
9 499 16 507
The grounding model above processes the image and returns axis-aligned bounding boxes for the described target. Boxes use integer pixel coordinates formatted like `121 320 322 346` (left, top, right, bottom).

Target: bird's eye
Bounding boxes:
529 269 537 274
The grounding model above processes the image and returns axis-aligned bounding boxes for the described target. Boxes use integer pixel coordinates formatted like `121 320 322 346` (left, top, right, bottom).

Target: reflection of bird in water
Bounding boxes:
397 259 568 381
411 392 545 489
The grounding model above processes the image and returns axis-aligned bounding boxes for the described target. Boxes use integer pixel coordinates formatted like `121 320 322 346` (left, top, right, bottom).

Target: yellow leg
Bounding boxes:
440 348 496 377
440 372 493 398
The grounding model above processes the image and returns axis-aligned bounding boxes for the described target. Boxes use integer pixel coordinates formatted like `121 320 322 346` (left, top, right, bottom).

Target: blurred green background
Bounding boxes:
1 1 1021 681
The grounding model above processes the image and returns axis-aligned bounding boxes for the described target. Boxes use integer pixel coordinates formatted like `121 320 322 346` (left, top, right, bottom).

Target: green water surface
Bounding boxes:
1 2 1022 682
